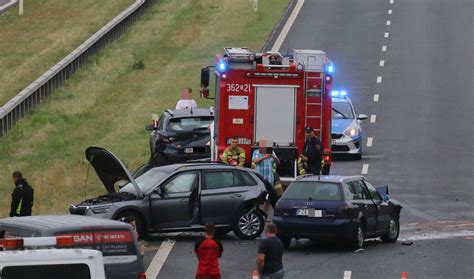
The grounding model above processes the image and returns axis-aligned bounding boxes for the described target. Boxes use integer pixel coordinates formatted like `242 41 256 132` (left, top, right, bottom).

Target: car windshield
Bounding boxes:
282 181 343 201
167 117 213 132
120 169 169 194
332 102 354 119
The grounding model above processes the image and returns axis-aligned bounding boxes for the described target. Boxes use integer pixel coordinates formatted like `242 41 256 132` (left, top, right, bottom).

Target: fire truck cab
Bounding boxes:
201 47 334 182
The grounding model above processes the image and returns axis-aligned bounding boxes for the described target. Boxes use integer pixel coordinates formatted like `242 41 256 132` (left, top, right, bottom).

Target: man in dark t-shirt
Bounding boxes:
257 223 284 278
195 223 223 279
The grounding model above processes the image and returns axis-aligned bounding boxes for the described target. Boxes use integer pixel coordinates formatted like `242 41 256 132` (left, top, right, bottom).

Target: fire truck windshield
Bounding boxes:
167 117 213 132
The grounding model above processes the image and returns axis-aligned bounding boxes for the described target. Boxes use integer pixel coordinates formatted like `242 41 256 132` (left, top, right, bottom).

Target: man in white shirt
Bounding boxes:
176 88 198 109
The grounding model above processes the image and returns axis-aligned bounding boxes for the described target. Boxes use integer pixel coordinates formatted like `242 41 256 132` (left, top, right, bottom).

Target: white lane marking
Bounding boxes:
146 240 175 279
390 0 394 4
379 60 385 67
367 137 373 147
363 155 385 158
272 0 305 51
386 20 391 26
376 76 382 83
401 230 474 241
343 270 352 279
384 32 389 38
382 45 387 52
388 9 392 14
373 94 379 102
370 114 377 123
361 164 369 175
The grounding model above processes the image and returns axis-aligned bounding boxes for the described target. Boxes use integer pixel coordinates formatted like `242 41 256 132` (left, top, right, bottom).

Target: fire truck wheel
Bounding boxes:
233 209 265 240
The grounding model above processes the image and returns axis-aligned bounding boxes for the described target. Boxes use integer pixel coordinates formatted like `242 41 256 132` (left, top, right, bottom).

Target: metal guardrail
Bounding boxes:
0 0 155 137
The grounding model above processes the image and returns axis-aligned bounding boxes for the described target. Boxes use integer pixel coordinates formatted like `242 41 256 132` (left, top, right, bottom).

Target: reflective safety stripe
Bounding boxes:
15 199 22 215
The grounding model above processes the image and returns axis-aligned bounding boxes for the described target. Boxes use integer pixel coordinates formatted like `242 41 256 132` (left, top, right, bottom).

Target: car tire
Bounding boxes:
116 212 147 239
350 222 365 250
277 233 291 249
233 209 265 240
381 216 400 243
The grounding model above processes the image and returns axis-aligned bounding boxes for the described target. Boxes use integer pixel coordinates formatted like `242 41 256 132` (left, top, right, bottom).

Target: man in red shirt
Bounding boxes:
194 222 224 279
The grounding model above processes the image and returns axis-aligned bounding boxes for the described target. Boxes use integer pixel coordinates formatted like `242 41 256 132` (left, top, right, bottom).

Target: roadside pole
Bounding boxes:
19 0 23 15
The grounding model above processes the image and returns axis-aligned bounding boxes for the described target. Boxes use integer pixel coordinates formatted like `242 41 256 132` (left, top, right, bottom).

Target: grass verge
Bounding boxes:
0 0 133 105
0 0 290 216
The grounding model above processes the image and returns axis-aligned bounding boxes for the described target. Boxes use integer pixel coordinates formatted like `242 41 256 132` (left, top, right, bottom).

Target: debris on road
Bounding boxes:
354 248 365 253
401 240 414 246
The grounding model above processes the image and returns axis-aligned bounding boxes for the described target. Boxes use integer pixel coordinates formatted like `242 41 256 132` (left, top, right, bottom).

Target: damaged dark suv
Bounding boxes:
146 108 214 166
69 146 269 240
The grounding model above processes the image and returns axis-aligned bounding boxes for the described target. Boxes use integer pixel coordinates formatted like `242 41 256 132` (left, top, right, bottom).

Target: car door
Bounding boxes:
200 170 249 225
149 171 198 229
364 180 391 234
347 180 378 236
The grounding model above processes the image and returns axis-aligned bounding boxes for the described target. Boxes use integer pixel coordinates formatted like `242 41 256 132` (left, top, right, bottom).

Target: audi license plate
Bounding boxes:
296 209 322 218
184 148 193 153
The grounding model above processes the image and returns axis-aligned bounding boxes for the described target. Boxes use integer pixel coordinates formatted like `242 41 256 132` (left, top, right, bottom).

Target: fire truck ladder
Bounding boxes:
304 71 323 139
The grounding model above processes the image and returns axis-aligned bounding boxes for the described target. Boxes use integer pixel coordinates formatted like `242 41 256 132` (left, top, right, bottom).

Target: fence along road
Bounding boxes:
0 0 156 137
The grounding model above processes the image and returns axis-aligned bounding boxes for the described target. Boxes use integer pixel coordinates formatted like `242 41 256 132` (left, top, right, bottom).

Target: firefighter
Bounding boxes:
9 171 34 217
300 126 323 175
220 136 246 167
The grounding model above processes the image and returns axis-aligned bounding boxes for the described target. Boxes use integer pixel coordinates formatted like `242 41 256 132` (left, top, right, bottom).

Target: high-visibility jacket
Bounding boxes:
220 146 246 167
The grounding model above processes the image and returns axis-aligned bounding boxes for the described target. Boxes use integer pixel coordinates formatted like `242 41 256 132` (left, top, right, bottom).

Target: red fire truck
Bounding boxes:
200 47 334 182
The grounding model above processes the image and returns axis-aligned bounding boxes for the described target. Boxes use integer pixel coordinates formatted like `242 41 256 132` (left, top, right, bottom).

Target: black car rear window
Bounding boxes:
167 117 213 132
283 181 343 201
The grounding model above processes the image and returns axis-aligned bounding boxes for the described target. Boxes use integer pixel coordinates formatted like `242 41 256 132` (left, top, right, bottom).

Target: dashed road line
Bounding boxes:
367 137 373 147
373 94 379 102
388 9 392 14
343 270 352 279
272 0 305 51
146 240 175 279
386 20 391 26
370 114 377 123
384 32 389 38
382 45 387 52
379 60 385 67
376 76 382 83
361 164 369 175
390 0 394 4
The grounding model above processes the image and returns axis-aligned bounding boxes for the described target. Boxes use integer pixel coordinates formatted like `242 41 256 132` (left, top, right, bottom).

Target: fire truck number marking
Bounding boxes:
226 83 251 93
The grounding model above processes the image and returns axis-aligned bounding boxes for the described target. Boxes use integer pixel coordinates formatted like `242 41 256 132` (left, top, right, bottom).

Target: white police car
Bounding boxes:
331 91 367 160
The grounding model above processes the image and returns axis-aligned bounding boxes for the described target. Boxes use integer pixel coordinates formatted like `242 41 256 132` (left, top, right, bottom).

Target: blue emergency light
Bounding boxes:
217 60 227 73
325 62 335 74
331 90 348 97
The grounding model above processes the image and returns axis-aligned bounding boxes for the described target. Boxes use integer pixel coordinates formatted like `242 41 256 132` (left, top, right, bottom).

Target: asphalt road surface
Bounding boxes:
148 0 474 278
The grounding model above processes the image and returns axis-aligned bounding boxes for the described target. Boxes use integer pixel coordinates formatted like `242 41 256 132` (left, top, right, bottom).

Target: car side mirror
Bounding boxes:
382 194 390 202
145 124 156 131
357 114 368 120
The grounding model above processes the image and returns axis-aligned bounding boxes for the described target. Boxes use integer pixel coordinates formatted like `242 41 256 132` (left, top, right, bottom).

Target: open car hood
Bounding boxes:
85 146 143 199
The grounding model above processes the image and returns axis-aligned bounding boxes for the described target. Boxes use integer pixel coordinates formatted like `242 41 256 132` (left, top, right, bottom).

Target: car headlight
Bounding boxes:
90 206 110 214
344 128 358 137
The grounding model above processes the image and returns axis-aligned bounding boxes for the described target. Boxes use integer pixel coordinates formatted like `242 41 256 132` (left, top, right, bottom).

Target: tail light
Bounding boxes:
137 272 147 279
323 154 331 163
56 236 74 247
1 238 24 250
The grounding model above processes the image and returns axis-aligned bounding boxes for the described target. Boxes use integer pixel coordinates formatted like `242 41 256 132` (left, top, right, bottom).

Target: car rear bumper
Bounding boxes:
273 216 358 239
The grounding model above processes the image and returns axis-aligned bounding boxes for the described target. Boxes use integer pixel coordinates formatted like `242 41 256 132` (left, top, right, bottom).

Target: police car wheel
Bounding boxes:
233 209 265 240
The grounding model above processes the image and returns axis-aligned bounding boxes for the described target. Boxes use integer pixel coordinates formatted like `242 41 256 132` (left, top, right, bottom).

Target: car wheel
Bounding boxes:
350 222 365 250
116 212 147 239
277 233 291 249
233 209 265 240
381 216 400 243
